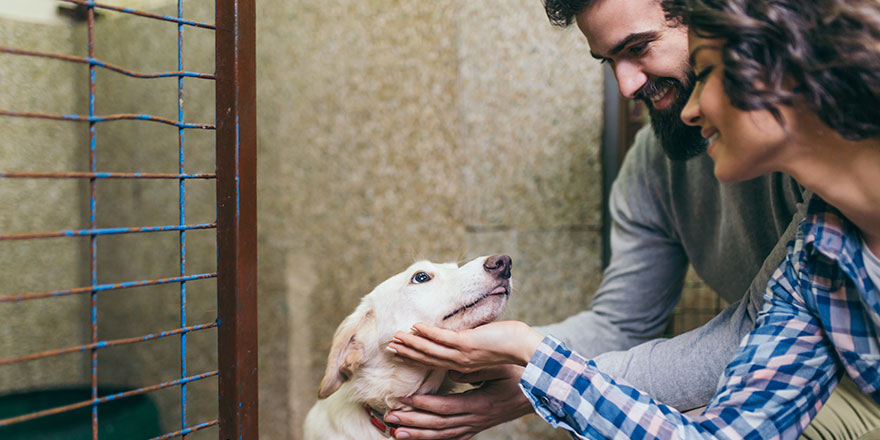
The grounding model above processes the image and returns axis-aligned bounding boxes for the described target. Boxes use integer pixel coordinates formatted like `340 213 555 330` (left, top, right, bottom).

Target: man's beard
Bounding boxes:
637 73 707 161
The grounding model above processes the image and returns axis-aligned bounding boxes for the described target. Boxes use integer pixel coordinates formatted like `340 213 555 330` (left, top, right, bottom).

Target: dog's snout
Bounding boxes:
483 254 512 280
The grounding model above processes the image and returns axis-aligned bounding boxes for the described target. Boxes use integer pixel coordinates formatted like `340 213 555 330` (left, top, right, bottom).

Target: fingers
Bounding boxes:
387 336 462 370
404 392 484 415
448 365 517 384
392 425 474 439
386 408 475 429
388 329 467 367
411 322 460 346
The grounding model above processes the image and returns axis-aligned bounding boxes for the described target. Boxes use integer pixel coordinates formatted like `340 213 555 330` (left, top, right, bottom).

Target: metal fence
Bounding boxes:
0 0 256 438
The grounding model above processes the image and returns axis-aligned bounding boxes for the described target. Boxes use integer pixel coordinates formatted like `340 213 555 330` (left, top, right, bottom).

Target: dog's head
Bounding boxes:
317 255 512 403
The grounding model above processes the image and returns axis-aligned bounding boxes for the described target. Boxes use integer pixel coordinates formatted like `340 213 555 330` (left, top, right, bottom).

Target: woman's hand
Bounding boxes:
386 320 544 373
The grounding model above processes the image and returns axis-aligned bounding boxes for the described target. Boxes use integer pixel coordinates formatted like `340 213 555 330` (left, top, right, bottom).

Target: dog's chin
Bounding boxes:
440 292 509 331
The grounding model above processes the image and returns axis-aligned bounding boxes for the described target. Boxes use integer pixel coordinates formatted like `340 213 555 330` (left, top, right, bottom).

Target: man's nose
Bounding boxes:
614 61 648 99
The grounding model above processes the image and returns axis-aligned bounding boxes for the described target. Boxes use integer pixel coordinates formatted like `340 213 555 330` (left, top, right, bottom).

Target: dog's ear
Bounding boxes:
318 308 375 399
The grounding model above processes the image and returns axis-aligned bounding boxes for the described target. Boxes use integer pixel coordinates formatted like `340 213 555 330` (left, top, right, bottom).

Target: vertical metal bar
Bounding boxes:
87 1 99 438
177 1 188 437
216 0 258 438
601 64 620 269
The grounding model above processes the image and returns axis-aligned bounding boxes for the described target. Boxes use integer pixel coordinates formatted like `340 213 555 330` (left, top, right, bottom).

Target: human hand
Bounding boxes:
385 365 533 440
387 321 544 373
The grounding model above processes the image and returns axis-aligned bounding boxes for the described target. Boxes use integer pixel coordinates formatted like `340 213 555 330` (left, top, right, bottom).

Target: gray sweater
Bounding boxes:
538 125 806 411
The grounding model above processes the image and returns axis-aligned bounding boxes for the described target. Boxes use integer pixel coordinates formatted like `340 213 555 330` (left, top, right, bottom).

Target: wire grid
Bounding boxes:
0 0 257 438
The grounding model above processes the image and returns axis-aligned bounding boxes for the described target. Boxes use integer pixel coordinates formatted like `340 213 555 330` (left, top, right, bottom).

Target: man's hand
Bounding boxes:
385 365 533 439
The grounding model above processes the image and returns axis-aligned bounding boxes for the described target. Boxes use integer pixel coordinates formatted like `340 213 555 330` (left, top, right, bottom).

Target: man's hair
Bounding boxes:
662 0 880 141
543 0 594 27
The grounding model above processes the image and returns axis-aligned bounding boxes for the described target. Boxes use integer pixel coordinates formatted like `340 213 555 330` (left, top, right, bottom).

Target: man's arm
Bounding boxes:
570 188 807 410
537 127 690 357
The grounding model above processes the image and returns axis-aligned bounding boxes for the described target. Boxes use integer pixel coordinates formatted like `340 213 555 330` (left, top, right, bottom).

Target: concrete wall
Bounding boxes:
258 1 603 438
0 12 91 395
2 1 606 438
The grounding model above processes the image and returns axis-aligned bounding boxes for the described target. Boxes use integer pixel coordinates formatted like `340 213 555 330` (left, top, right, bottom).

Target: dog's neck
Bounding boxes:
363 404 399 437
317 364 446 438
360 367 446 438
355 362 448 412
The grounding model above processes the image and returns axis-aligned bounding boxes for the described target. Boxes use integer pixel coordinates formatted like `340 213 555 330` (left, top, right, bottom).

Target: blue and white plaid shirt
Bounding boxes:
520 196 880 439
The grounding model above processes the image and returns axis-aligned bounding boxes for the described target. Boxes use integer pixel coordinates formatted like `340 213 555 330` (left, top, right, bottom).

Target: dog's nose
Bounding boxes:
484 254 512 280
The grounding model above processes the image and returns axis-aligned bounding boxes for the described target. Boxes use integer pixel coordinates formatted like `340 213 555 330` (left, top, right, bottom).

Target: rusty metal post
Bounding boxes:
215 0 258 438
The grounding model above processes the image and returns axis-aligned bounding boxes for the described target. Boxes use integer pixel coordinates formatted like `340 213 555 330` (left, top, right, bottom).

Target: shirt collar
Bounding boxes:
802 195 871 293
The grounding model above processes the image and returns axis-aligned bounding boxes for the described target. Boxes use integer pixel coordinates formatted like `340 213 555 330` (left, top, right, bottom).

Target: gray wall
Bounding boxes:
1 1 605 438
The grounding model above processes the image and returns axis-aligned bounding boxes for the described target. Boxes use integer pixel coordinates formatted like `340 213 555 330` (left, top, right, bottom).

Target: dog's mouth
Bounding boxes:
441 280 510 322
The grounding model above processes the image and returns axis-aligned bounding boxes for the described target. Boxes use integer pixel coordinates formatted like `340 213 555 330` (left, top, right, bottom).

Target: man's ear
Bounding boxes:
317 308 375 399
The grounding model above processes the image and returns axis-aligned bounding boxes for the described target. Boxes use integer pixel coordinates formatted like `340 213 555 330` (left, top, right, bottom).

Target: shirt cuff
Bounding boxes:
519 335 592 437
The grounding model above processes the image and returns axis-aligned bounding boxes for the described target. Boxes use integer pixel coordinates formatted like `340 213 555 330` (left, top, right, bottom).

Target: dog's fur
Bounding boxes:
304 255 512 439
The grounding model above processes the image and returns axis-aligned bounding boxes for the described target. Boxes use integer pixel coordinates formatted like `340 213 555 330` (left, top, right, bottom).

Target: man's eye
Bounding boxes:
411 272 432 284
629 42 649 56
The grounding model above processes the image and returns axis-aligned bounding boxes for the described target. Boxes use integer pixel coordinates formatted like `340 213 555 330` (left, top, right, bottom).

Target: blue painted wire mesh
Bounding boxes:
0 1 254 438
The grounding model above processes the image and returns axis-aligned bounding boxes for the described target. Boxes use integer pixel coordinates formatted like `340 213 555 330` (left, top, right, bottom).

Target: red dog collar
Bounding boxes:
364 405 399 437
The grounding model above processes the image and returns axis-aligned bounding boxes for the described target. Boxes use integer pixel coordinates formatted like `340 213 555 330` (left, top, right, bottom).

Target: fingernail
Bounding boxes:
391 337 402 344
384 413 400 423
399 396 412 405
396 431 411 439
386 345 398 353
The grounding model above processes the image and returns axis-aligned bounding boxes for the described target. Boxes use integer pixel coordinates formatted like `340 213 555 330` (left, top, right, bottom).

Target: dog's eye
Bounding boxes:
411 271 432 284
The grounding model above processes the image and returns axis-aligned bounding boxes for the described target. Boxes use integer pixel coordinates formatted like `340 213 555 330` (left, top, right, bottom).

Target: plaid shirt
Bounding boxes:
520 196 880 439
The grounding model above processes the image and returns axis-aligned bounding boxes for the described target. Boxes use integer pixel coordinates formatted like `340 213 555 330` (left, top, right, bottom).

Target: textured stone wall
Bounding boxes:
0 14 92 396
257 1 603 438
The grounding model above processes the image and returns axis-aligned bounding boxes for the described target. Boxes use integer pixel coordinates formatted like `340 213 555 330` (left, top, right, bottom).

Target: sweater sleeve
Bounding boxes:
587 200 807 410
536 127 809 411
537 127 689 357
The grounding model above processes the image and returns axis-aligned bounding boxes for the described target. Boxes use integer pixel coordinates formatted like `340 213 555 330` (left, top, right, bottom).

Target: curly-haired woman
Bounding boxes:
387 0 880 438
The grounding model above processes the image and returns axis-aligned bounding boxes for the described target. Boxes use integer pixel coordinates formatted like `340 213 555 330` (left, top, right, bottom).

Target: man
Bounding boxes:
384 0 880 438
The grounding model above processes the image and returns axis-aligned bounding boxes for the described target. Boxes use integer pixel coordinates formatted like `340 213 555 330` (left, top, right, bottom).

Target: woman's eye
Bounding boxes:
694 66 714 83
411 272 432 284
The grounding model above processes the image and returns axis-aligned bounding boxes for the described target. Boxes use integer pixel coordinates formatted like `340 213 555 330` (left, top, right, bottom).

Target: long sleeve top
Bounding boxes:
537 125 805 410
521 196 880 439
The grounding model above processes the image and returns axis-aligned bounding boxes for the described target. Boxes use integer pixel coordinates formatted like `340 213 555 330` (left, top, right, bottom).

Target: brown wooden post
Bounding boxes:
215 0 258 437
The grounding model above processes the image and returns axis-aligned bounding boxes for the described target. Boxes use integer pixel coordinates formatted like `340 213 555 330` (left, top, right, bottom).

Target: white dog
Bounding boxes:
304 255 512 439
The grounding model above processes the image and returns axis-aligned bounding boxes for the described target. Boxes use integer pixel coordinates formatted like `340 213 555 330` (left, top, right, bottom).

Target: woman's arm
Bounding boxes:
390 257 842 439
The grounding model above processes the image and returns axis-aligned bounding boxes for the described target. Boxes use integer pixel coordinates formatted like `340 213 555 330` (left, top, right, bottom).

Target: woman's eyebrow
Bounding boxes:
688 44 716 66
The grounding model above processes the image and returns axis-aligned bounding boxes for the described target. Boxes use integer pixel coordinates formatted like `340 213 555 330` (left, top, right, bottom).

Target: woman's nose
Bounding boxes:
680 91 702 126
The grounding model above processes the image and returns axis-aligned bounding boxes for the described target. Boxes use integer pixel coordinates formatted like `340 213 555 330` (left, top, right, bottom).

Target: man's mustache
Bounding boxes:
635 77 682 106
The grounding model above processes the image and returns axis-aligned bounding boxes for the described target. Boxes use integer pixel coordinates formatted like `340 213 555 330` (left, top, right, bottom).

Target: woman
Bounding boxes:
387 0 880 438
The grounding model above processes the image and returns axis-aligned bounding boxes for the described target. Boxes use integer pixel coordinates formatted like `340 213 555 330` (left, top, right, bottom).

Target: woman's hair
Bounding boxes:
662 0 880 140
